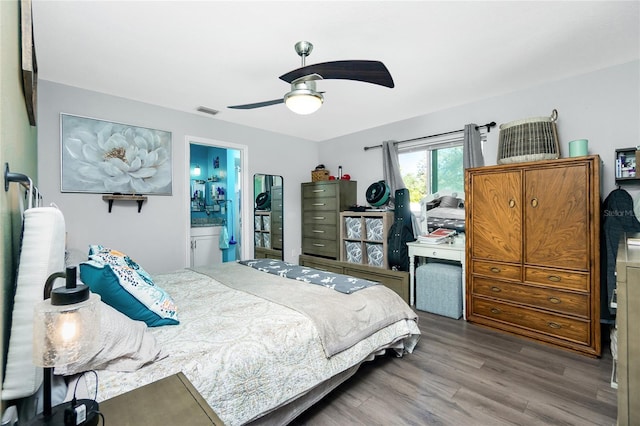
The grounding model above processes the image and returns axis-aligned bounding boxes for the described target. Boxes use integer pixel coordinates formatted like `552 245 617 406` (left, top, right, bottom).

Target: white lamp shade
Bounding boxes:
285 93 323 115
32 293 100 368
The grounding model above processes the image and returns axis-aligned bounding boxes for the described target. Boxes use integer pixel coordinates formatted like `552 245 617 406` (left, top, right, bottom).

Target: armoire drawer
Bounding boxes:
472 260 521 281
303 211 338 226
303 197 338 212
524 267 589 292
302 223 337 240
302 183 338 199
472 297 590 345
472 277 589 318
302 238 338 258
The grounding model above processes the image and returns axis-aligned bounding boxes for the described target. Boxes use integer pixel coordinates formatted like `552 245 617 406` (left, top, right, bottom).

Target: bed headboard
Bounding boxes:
1 207 66 400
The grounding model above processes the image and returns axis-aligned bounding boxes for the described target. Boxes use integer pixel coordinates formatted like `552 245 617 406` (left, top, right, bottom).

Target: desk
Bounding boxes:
99 372 224 425
407 237 466 319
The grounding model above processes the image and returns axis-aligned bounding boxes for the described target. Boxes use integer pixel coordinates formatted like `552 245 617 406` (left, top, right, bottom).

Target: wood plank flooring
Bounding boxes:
292 310 617 426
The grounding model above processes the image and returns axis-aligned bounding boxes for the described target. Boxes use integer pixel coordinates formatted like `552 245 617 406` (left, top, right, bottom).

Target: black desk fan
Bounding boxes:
366 180 390 208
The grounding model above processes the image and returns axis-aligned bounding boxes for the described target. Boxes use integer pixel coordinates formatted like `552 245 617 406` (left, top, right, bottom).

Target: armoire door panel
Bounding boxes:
524 165 589 270
470 171 522 263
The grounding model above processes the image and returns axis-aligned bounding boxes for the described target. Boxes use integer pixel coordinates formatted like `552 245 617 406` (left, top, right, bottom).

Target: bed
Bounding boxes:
2 207 420 425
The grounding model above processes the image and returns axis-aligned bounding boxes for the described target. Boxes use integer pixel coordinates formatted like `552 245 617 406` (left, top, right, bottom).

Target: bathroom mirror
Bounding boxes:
253 174 283 260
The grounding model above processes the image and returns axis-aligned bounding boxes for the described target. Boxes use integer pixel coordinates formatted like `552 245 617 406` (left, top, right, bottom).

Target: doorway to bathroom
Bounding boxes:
187 136 250 266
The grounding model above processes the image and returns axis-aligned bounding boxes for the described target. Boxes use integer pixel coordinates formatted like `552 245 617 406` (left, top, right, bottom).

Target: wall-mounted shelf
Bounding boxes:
103 194 147 213
615 148 640 185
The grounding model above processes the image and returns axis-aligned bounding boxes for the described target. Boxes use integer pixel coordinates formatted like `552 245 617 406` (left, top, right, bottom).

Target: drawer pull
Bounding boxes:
531 198 539 208
312 203 326 206
508 199 516 208
490 267 501 273
547 275 561 282
432 251 438 256
547 322 562 329
490 286 502 293
312 230 325 233
548 297 561 304
312 216 325 220
490 308 501 314
312 243 325 247
312 189 325 193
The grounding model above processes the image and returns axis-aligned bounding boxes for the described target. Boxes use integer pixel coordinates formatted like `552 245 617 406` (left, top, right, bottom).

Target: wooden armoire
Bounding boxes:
465 156 601 357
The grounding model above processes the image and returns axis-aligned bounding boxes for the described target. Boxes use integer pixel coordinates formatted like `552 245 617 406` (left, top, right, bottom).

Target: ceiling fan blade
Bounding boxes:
227 98 284 110
280 60 394 88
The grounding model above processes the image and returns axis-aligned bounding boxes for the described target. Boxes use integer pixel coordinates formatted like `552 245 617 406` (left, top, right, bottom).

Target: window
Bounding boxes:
398 138 466 213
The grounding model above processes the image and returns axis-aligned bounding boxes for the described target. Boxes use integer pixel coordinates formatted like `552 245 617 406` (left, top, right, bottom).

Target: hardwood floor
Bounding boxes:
292 310 617 426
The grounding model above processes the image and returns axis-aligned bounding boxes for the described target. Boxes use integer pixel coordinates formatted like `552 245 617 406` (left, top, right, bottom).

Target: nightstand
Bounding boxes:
99 372 224 425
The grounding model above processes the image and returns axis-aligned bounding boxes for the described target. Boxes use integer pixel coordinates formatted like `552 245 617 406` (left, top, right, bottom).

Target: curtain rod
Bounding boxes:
363 121 496 151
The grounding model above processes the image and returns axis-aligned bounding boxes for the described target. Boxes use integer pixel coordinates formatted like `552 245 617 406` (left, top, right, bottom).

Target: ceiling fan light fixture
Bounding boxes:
284 90 323 115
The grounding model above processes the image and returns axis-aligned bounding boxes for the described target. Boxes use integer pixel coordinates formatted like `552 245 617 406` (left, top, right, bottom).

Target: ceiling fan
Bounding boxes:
227 41 395 115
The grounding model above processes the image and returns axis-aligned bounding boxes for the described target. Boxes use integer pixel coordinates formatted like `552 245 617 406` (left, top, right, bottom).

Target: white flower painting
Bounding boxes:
61 114 172 194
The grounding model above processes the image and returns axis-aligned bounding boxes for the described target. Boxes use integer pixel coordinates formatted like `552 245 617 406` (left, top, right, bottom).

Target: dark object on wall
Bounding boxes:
255 192 271 210
366 180 390 207
387 188 415 271
21 0 37 126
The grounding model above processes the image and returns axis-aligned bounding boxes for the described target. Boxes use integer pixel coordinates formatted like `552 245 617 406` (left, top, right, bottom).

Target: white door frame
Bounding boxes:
185 136 251 267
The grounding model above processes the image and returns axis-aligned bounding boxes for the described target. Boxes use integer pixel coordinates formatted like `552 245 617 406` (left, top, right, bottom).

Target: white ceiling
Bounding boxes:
32 1 639 142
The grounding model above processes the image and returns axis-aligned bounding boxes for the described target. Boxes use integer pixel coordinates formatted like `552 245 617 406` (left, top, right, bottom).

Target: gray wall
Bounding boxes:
38 81 317 273
1 0 39 398
37 61 639 274
319 61 640 205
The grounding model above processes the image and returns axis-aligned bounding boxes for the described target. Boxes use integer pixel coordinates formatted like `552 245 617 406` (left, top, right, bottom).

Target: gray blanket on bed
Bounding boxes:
192 262 417 357
238 258 379 294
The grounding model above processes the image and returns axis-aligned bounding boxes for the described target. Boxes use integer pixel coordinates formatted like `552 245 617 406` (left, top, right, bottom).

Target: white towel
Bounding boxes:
220 226 230 249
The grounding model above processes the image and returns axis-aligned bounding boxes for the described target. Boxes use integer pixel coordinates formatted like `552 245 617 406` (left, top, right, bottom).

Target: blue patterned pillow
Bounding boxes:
80 259 178 327
88 245 154 285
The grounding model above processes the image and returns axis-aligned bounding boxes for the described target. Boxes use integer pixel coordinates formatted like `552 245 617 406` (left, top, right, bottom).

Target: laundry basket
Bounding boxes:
497 109 561 164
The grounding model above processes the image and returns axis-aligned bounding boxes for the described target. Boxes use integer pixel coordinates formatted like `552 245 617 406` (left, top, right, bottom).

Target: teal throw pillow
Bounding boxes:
80 260 178 327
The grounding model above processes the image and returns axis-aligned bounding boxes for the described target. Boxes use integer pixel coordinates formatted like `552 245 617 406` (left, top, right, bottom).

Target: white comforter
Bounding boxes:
89 267 420 425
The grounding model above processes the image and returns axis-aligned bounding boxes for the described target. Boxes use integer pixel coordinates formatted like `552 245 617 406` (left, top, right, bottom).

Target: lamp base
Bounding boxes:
28 399 99 426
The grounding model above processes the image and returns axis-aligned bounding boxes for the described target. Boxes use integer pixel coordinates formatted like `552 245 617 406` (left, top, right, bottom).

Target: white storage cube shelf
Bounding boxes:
254 212 272 249
340 212 392 269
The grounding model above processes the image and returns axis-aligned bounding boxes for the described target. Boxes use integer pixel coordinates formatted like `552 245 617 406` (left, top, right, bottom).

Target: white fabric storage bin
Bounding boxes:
415 262 462 319
365 218 384 241
366 243 384 267
344 241 362 263
344 217 362 239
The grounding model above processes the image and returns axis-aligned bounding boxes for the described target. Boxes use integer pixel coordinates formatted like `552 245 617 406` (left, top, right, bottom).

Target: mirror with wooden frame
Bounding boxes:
253 174 283 260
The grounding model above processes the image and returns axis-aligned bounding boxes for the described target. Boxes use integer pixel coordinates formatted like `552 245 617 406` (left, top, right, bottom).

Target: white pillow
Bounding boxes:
2 207 66 400
54 301 165 376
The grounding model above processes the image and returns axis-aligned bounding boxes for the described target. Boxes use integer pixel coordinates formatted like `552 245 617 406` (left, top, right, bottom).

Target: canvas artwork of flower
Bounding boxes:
61 114 172 194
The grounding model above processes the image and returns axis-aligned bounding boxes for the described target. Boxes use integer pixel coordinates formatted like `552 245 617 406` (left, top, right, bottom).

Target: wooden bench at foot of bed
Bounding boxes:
298 254 409 304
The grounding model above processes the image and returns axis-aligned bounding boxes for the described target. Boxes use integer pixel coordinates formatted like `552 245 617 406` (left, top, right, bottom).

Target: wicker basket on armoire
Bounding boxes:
497 109 561 164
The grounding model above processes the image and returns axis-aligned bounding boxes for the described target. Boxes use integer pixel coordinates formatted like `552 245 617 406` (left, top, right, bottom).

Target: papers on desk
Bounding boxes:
417 228 457 244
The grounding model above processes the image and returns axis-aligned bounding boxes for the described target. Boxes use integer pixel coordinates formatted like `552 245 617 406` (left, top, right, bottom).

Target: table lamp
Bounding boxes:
30 267 100 426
